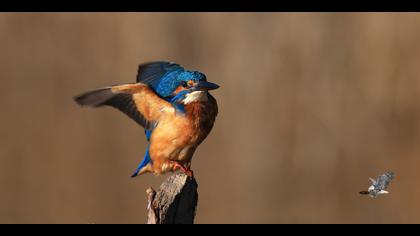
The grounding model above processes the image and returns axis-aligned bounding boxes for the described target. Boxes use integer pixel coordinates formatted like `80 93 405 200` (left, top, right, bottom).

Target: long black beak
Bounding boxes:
194 81 220 91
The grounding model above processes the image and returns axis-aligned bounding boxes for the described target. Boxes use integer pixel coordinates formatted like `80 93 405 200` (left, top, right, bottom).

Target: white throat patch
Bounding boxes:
183 91 208 104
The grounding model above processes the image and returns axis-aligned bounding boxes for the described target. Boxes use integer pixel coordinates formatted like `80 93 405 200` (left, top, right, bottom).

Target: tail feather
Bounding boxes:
74 87 114 107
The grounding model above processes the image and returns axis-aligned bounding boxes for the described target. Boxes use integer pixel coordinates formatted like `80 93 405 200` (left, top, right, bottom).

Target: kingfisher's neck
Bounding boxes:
183 91 209 104
170 91 209 115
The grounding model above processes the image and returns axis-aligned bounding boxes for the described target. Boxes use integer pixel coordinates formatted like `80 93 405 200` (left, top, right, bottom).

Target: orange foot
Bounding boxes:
171 161 194 178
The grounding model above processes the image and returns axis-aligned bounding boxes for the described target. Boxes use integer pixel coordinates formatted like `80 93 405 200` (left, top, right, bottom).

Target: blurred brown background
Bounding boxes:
1 13 420 224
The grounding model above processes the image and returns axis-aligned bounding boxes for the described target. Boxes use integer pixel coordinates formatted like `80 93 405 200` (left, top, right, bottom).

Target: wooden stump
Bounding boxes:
146 173 198 224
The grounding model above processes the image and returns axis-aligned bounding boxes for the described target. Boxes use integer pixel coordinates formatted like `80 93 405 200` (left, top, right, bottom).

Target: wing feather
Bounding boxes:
74 83 172 129
375 172 395 190
136 61 184 88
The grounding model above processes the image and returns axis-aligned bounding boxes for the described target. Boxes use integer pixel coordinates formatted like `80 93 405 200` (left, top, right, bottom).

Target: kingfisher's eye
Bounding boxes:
181 81 188 88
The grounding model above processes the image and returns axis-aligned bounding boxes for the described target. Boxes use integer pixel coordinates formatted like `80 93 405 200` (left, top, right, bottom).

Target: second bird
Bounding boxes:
74 61 219 178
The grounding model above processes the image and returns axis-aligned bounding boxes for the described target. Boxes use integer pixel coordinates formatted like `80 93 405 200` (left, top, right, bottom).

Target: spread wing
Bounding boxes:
136 61 184 90
369 178 377 184
374 172 395 191
74 83 172 129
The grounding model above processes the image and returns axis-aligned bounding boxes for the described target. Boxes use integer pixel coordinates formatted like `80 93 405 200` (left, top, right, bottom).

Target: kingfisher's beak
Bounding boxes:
194 81 220 91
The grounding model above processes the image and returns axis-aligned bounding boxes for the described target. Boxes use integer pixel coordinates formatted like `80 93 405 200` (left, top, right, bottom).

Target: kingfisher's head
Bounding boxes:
170 71 219 104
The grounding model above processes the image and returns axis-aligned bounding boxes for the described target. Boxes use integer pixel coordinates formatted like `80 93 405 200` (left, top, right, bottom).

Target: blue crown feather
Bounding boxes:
137 61 207 99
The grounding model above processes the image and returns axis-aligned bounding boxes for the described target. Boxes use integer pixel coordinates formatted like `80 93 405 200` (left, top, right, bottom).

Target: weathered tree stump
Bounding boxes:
146 173 198 224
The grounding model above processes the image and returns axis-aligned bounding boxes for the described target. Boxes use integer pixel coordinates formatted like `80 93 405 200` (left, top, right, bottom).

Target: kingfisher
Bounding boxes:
359 171 395 198
74 61 219 178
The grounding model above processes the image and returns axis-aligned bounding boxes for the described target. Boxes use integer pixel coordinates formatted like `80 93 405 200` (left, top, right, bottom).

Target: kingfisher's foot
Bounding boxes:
184 169 194 178
171 161 194 178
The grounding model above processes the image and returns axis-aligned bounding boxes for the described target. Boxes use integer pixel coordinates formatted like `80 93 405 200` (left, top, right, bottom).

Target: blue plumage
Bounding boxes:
136 61 184 89
155 71 184 97
131 62 209 177
131 145 152 177
144 129 153 141
137 62 207 99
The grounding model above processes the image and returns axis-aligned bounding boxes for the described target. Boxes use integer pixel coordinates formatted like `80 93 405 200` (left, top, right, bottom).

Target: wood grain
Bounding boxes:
146 173 198 224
